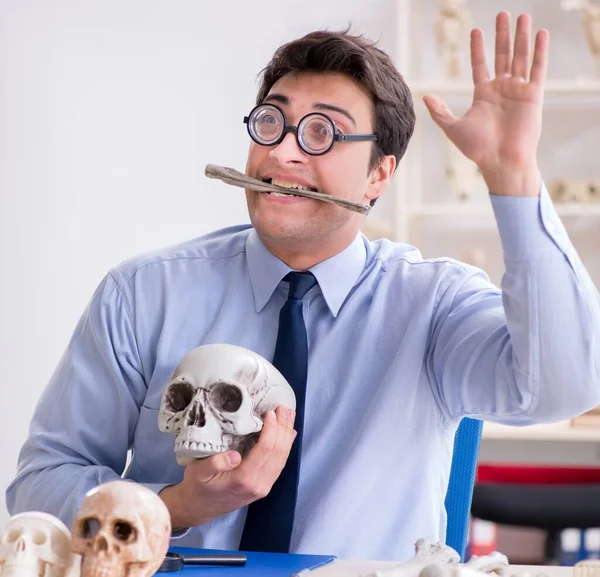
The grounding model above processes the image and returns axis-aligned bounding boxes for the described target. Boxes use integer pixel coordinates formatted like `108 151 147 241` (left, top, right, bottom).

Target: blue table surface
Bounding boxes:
158 546 337 576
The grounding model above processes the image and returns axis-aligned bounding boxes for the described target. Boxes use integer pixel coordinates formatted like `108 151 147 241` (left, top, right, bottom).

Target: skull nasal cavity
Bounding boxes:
187 402 206 427
166 382 195 412
96 536 108 552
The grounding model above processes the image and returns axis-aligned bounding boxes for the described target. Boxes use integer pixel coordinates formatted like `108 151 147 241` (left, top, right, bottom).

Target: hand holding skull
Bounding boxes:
157 344 298 531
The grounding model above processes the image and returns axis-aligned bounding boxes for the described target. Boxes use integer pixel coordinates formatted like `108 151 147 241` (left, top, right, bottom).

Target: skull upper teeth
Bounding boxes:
271 179 313 192
176 439 226 453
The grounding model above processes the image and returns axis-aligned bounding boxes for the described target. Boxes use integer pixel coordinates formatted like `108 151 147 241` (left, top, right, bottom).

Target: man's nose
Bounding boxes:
268 131 307 164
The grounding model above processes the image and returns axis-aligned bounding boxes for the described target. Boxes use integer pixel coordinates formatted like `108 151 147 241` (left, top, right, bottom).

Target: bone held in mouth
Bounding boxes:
205 164 371 215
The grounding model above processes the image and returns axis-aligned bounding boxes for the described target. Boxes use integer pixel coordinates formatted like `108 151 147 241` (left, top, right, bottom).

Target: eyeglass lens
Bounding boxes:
249 106 283 145
249 105 335 154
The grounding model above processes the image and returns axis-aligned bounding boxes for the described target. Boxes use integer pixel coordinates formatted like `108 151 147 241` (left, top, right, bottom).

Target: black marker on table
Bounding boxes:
157 551 248 572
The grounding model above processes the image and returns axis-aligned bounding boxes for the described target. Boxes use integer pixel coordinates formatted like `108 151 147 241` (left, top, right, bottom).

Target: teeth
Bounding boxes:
271 178 313 191
176 439 226 452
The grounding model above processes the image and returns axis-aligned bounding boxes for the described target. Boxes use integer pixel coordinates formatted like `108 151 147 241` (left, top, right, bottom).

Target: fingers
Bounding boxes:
511 14 531 80
256 406 297 481
238 407 296 481
187 450 242 483
171 408 296 523
470 28 490 85
530 29 549 86
422 95 456 134
493 12 548 85
494 12 513 78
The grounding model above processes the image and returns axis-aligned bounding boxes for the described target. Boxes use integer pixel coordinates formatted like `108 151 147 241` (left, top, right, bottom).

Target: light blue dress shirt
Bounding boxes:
6 185 600 561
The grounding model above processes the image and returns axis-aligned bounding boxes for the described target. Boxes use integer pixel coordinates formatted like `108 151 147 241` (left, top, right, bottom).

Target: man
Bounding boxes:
6 12 600 562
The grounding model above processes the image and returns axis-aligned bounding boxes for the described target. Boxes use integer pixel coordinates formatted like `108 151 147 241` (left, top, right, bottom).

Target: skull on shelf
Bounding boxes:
560 0 600 77
445 137 483 202
435 0 472 79
71 481 171 577
0 512 75 577
158 343 296 465
549 178 599 203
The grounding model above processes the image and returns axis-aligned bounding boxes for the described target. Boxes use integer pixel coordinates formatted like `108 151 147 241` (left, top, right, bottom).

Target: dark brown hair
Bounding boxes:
256 29 416 173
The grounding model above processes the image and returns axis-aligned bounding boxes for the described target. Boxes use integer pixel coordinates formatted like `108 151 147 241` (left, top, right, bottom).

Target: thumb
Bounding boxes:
189 451 242 482
422 95 456 132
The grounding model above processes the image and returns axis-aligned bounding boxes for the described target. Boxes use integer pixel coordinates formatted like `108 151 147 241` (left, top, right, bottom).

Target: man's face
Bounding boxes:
244 71 393 256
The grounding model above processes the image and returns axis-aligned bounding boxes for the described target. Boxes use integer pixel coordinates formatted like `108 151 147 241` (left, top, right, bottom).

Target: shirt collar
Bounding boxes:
246 228 366 317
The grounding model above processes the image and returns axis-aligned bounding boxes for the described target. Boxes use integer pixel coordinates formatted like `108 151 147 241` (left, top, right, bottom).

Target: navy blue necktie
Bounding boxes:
239 271 317 553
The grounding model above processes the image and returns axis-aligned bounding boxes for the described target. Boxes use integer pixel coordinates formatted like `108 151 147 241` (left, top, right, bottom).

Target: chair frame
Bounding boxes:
445 417 484 560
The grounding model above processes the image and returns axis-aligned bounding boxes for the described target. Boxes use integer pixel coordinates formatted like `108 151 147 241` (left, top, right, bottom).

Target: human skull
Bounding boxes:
158 343 296 465
0 512 75 577
71 481 171 577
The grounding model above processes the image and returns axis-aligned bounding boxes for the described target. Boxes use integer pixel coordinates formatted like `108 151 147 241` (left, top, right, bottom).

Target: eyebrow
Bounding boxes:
263 93 357 127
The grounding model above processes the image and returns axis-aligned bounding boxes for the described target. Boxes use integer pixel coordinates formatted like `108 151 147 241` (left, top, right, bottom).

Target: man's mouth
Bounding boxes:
261 178 319 197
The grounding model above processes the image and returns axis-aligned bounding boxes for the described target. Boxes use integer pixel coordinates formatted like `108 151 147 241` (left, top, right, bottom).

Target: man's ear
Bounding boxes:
366 154 396 204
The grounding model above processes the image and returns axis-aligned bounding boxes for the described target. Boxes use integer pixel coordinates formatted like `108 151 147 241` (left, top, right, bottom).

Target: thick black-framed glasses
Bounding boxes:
243 103 377 156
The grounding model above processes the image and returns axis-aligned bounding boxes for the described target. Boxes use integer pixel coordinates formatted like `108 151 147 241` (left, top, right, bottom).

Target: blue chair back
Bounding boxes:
444 417 483 560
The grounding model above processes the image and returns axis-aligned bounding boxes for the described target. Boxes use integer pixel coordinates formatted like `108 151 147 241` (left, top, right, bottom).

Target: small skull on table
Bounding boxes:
158 343 296 465
0 512 75 577
71 481 171 577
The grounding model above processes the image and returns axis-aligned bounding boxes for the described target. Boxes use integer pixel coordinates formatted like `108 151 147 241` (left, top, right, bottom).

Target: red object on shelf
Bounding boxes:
477 464 600 485
468 517 499 557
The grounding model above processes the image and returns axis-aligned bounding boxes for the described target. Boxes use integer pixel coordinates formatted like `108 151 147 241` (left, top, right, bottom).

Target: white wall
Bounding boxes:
0 0 398 525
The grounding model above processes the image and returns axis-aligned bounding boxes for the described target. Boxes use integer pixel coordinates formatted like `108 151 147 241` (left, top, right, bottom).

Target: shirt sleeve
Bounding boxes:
428 183 600 425
5 272 150 529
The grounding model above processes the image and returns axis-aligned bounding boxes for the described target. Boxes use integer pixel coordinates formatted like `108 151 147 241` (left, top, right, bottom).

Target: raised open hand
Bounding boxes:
424 12 548 195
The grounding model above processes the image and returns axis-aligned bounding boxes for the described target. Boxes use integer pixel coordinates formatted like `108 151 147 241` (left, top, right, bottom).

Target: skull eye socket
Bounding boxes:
113 521 136 542
32 531 46 545
166 382 195 412
5 529 22 543
210 383 243 413
80 517 101 539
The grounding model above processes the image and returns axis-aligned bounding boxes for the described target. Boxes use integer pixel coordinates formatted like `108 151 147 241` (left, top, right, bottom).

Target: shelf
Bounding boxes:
482 420 600 442
409 202 600 218
408 79 600 95
409 204 493 218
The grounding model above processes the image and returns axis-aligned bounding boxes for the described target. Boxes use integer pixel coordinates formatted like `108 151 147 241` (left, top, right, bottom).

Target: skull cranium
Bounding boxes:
0 512 75 577
158 343 296 465
71 481 171 577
